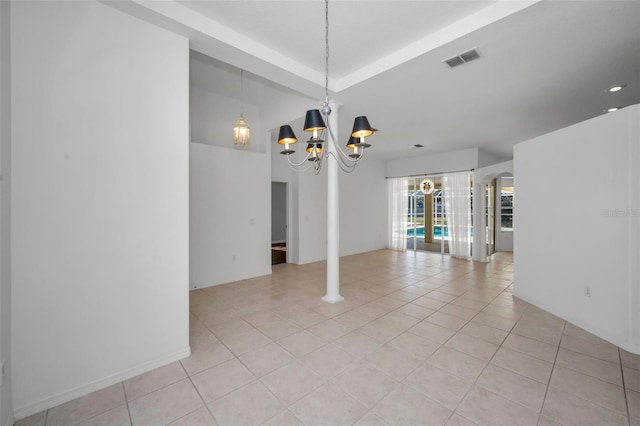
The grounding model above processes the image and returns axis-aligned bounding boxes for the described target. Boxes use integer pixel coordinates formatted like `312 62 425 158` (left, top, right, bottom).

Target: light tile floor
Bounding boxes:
17 250 640 426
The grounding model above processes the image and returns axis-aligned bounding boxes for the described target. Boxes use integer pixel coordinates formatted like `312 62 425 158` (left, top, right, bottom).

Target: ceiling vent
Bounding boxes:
410 144 424 148
444 48 481 68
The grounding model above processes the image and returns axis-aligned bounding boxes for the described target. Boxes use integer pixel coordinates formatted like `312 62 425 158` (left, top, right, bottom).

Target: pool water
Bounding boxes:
407 227 444 238
407 227 473 238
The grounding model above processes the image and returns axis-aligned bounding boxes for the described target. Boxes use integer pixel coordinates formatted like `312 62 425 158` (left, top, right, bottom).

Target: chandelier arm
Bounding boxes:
324 117 363 165
333 148 358 170
287 158 319 173
328 152 358 173
286 151 314 168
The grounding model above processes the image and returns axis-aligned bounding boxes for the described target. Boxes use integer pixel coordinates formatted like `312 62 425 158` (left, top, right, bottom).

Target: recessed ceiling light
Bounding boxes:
606 107 620 113
608 85 626 92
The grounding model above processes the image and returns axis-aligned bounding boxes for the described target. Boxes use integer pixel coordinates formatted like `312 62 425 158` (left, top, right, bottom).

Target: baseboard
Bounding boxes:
191 268 273 290
13 346 191 421
513 289 640 355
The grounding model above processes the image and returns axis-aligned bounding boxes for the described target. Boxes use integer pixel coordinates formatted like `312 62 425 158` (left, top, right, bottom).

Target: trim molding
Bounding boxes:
13 346 191 421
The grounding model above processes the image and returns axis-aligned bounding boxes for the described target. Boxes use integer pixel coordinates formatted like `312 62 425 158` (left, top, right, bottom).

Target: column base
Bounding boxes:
321 294 344 304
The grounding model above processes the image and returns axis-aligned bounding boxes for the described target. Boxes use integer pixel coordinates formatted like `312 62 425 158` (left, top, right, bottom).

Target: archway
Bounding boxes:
472 161 513 262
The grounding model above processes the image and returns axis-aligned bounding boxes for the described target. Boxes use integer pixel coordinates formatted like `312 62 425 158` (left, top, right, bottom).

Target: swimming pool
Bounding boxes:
407 227 473 238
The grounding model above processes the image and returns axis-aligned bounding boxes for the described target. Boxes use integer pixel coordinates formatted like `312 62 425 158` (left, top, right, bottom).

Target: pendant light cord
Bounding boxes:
240 69 244 116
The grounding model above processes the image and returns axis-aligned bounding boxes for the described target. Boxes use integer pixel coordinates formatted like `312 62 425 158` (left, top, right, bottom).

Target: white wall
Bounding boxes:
190 142 271 287
514 104 640 353
191 86 264 154
11 1 190 417
0 1 12 425
339 157 388 256
386 147 479 178
271 182 287 243
296 163 329 264
189 76 272 287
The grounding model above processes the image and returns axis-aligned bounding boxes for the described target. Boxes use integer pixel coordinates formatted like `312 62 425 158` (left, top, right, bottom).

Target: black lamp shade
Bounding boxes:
351 116 376 138
346 136 358 149
306 143 323 154
277 125 298 145
304 110 326 132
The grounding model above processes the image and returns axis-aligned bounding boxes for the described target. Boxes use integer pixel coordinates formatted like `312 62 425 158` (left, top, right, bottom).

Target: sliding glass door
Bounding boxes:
407 177 447 254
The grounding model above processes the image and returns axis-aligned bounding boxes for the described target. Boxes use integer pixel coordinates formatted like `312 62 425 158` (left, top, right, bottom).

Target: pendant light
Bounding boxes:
233 69 250 146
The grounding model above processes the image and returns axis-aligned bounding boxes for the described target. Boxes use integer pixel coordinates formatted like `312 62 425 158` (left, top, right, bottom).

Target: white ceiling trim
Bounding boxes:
129 0 540 96
334 0 542 92
132 0 333 90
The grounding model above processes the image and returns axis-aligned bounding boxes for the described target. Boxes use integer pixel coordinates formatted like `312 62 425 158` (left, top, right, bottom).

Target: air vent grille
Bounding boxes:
444 48 481 68
459 49 480 62
444 56 465 68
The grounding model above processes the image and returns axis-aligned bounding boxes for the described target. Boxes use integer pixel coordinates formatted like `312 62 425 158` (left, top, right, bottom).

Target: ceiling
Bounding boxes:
112 0 640 161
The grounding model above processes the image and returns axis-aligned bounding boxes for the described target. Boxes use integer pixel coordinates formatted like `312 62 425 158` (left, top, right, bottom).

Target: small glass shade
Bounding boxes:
277 125 298 145
304 109 326 132
351 116 376 138
233 115 251 146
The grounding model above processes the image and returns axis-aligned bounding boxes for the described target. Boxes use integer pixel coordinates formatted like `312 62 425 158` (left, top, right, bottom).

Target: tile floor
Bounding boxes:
17 250 640 426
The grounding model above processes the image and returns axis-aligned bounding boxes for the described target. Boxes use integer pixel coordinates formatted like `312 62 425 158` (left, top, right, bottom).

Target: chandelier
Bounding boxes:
276 0 376 173
274 0 378 304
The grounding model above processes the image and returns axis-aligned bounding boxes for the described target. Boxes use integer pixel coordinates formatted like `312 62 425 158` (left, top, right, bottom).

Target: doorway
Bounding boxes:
271 182 287 265
407 176 448 254
486 179 496 256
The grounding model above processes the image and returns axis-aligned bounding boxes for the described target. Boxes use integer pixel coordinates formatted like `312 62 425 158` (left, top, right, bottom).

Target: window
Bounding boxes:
500 183 513 231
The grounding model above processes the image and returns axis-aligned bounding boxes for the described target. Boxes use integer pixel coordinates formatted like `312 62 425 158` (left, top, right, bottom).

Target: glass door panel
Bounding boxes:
406 177 446 253
407 179 427 251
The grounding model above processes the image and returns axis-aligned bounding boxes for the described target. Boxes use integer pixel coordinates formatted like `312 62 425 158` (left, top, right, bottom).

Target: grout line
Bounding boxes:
188 251 547 424
619 348 632 426
439 286 528 424
536 320 566 425
122 382 134 426
185 371 218 423
363 268 515 425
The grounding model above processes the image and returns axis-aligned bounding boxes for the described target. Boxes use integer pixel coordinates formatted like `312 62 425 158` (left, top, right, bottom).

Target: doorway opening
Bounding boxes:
407 177 449 254
486 179 496 256
482 175 514 259
271 181 287 265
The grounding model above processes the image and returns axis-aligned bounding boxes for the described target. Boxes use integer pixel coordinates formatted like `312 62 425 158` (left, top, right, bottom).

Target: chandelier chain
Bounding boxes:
276 0 374 167
324 0 329 105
